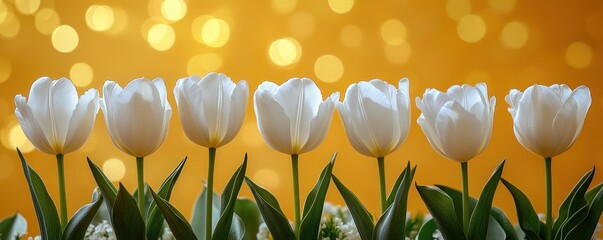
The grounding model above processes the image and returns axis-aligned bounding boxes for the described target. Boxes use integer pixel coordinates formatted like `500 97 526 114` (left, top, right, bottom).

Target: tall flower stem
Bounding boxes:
56 154 67 229
136 157 145 219
461 162 470 234
377 156 387 212
206 147 216 240
291 154 301 237
545 157 552 240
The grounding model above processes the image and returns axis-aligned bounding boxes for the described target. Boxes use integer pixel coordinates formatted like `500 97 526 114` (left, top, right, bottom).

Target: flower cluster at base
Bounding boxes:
27 222 175 240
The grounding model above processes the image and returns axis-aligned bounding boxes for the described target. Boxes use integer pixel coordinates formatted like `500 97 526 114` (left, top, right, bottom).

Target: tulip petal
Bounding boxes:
101 81 127 154
300 92 339 154
434 101 483 162
337 102 374 157
551 97 579 157
175 78 211 147
63 89 99 154
14 95 54 154
220 80 249 147
199 73 234 147
254 90 292 154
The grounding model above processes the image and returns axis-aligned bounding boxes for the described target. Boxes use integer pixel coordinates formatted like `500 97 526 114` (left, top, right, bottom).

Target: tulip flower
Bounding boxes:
254 77 339 236
14 76 100 228
174 72 248 239
416 83 495 233
337 78 410 212
101 77 172 217
505 84 591 240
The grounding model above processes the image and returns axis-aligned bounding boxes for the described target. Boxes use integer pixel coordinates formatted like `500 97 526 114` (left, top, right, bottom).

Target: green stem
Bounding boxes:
291 154 301 238
206 148 216 240
56 154 67 230
377 156 387 213
461 162 470 235
136 157 145 220
545 157 552 240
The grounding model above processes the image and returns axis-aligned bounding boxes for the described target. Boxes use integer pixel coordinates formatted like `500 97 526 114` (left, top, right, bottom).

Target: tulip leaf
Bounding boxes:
213 156 247 240
416 218 439 240
150 188 198 240
147 158 187 240
299 154 335 240
62 193 103 240
87 157 118 214
416 184 466 240
244 177 295 240
585 182 603 204
191 186 221 239
501 178 541 239
489 206 520 240
234 198 262 240
17 149 61 240
434 185 476 223
0 212 27 240
386 162 412 208
331 175 374 240
467 160 505 240
562 181 603 240
374 163 415 240
552 167 594 239
112 183 146 239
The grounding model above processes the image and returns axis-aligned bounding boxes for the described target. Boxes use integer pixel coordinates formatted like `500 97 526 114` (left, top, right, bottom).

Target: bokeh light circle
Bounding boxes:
328 0 354 14
147 23 176 51
35 8 60 35
269 38 302 66
380 19 407 46
201 18 231 48
70 63 94 87
565 42 593 69
103 158 126 182
457 14 486 43
187 53 223 75
15 0 40 15
500 21 529 49
314 54 344 83
161 0 187 22
86 5 115 32
51 25 79 53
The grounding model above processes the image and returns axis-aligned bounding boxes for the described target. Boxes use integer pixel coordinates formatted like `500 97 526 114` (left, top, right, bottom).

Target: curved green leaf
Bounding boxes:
87 157 118 215
147 158 187 240
331 175 374 240
417 218 438 240
416 184 466 240
0 212 27 240
490 207 519 240
563 182 603 240
374 163 415 240
468 160 505 240
244 177 295 240
112 183 146 239
234 198 262 240
552 168 594 239
299 155 335 240
62 192 103 240
18 149 61 240
585 182 603 204
213 156 247 240
501 178 541 239
150 188 198 240
191 186 221 239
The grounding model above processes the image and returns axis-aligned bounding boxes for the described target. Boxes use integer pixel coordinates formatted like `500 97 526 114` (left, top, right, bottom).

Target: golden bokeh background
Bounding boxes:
0 0 602 236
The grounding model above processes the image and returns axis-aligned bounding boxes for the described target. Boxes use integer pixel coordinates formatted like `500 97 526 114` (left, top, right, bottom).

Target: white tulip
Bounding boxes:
416 83 496 162
14 76 99 155
101 77 172 157
174 73 248 148
337 78 411 158
254 78 339 155
505 84 591 158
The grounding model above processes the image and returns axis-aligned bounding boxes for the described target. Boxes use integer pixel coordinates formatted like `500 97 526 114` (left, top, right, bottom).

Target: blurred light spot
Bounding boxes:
384 42 412 64
271 0 297 14
86 5 115 32
191 15 211 43
457 14 486 43
187 53 223 75
70 63 94 87
466 69 492 85
161 0 187 22
240 122 264 148
35 8 60 35
314 54 344 83
0 2 8 24
288 12 315 39
15 0 40 15
105 7 128 35
269 38 302 66
380 19 406 46
500 21 528 49
0 153 12 180
340 25 362 48
201 18 230 48
489 0 516 14
0 12 20 38
147 23 175 51
3 123 35 153
103 158 126 182
51 25 79 53
329 0 354 14
0 58 11 83
253 169 280 188
565 42 593 69
446 0 471 21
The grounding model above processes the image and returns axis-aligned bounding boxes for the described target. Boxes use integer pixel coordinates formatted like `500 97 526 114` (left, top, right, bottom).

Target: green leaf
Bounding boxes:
563 182 603 240
147 158 187 240
585 182 603 204
234 198 262 240
501 178 541 239
87 157 118 214
484 215 506 240
552 168 594 238
228 214 246 240
489 207 520 240
416 184 466 240
244 177 295 240
17 149 61 240
0 212 27 240
299 155 335 240
468 160 505 240
191 186 221 239
150 188 198 240
213 156 247 240
331 175 374 240
385 163 406 208
416 218 438 240
62 192 103 240
112 183 146 239
434 185 476 223
374 163 415 240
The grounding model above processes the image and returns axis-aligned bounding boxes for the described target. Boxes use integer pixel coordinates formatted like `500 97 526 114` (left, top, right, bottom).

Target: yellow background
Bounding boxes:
0 0 602 236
